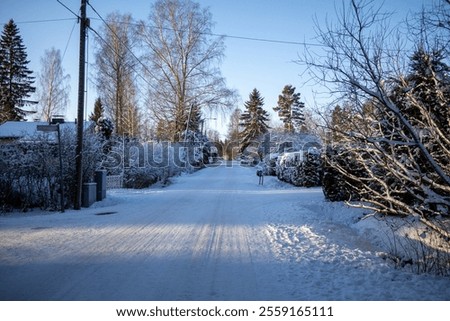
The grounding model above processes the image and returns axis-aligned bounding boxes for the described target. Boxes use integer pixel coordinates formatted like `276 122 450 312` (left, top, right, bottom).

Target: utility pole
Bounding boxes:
74 0 87 210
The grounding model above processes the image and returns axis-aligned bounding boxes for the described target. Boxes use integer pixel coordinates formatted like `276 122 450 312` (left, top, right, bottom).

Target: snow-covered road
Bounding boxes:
1 162 449 300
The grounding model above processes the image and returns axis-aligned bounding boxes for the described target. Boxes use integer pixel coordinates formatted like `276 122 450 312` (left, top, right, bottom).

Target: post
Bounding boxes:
56 124 65 212
184 103 193 143
74 0 87 210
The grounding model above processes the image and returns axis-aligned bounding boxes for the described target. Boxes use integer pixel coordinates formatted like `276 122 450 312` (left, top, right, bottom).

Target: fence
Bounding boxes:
106 175 123 189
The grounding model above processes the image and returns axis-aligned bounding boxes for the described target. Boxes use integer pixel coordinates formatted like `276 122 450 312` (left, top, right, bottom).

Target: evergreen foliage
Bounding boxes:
0 19 35 122
90 98 104 122
95 117 114 140
321 145 364 202
313 1 450 223
184 103 203 133
239 88 270 152
275 149 322 187
89 98 114 139
273 85 305 132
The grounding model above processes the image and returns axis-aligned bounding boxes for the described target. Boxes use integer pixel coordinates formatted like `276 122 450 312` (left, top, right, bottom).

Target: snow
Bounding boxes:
0 161 449 300
277 151 303 166
0 120 80 140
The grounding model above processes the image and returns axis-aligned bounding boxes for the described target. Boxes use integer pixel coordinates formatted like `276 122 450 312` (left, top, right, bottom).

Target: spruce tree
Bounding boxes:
406 47 450 136
389 46 450 208
89 97 104 122
184 103 203 132
0 19 35 122
273 85 305 133
239 88 270 152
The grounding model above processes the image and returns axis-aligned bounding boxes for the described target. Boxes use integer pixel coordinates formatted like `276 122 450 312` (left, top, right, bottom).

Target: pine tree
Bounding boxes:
89 97 104 122
273 85 305 133
0 19 35 122
239 88 270 152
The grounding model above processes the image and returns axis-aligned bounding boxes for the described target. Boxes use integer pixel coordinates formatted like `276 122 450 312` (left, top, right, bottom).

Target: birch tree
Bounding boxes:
93 12 140 137
36 48 70 121
139 0 236 141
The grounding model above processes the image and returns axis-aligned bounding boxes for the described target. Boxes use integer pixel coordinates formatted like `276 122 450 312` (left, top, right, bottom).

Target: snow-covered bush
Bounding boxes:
123 167 159 189
303 148 322 187
181 130 217 168
321 145 364 202
263 153 279 176
94 116 114 139
260 131 322 177
98 130 216 188
275 149 322 187
0 127 102 211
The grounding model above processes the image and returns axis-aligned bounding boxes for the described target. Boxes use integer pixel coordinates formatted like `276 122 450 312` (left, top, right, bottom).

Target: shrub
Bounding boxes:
275 149 322 187
0 127 101 211
123 167 159 189
321 145 364 202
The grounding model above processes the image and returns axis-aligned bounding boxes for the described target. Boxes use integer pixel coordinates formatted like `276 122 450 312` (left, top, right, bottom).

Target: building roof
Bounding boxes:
0 121 90 140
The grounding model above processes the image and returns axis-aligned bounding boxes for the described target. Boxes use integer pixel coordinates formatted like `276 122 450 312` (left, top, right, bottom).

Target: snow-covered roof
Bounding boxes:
0 121 49 139
0 120 83 140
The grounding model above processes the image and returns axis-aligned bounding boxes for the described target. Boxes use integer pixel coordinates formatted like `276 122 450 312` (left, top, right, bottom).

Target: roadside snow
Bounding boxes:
0 162 449 300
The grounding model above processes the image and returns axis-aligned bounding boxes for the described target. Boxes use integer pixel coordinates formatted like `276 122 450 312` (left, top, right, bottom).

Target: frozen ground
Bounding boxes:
0 162 449 300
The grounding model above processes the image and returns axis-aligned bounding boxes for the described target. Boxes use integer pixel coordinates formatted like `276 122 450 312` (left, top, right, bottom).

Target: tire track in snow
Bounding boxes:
2 164 449 300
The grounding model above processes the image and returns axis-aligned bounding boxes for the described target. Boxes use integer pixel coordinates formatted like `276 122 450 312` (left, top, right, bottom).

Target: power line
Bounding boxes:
56 0 80 19
13 18 78 25
86 2 158 91
89 16 322 48
87 25 154 96
61 19 77 62
210 32 322 47
10 8 320 49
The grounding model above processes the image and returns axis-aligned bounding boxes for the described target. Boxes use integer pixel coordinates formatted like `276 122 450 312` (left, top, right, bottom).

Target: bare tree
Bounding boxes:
139 0 236 141
301 0 450 236
35 48 70 122
226 108 241 142
93 12 141 137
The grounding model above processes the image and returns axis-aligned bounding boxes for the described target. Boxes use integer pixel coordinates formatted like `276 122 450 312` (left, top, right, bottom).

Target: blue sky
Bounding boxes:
0 0 429 135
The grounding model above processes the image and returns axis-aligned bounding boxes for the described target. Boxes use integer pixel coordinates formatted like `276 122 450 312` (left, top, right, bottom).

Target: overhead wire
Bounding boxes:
89 16 323 48
12 18 78 24
61 19 77 62
56 0 80 19
86 1 159 92
87 25 154 98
